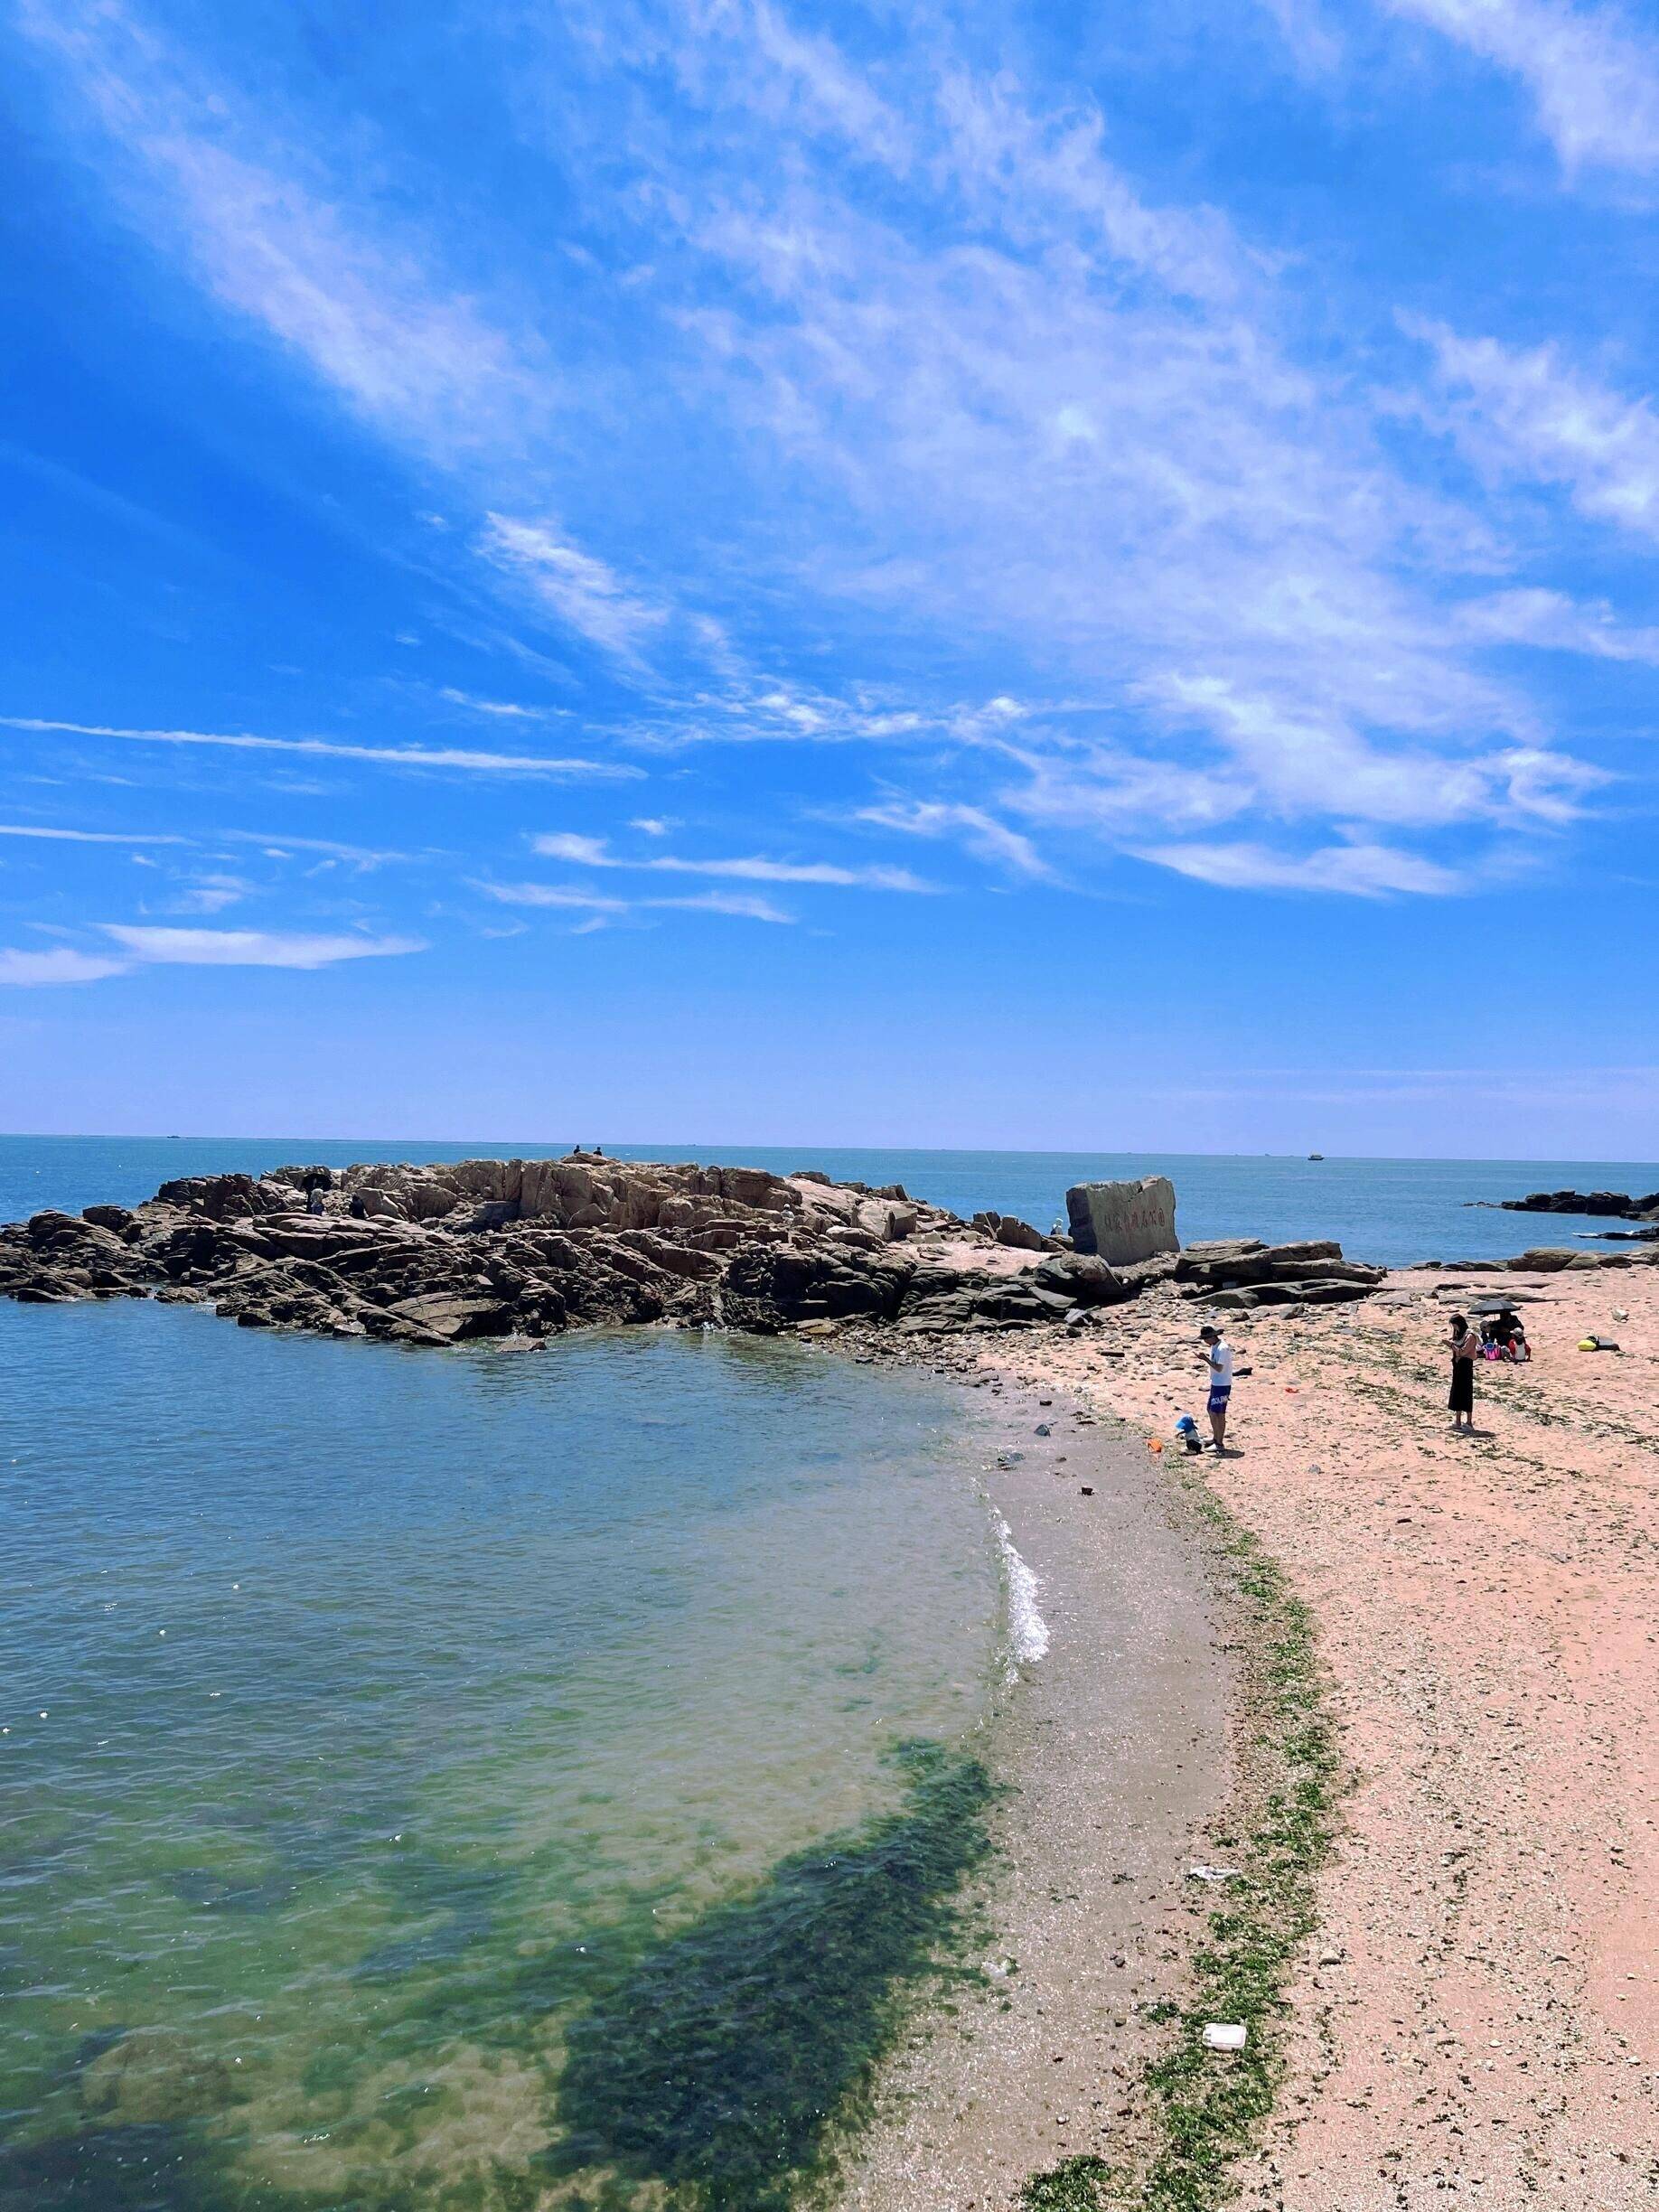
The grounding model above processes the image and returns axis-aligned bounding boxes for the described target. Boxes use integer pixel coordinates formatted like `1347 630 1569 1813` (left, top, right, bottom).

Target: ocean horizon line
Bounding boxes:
4 1132 1657 1172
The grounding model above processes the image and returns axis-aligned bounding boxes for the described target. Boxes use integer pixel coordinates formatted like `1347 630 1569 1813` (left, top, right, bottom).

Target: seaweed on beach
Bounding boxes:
1020 1477 1340 2212
542 1738 996 2211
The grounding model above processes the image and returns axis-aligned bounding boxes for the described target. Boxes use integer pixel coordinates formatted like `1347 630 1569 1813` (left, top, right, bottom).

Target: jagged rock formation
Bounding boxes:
0 1154 1132 1347
969 1208 1057 1252
1500 1188 1659 1220
1174 1237 1385 1311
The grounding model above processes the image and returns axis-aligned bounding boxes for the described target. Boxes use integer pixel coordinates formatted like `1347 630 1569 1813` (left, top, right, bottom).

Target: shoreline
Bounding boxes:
830 1370 1234 2210
825 1349 1343 2212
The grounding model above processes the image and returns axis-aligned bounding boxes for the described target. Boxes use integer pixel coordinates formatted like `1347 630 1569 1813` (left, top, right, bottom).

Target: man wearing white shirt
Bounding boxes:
1199 1326 1234 1454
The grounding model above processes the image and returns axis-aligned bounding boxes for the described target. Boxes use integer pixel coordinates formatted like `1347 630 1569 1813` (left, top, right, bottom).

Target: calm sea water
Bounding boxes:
0 1301 1003 2212
4 1135 1657 1265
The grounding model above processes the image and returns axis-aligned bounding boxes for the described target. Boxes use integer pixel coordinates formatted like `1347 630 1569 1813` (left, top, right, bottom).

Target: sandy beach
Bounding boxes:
833 1374 1233 2210
979 1261 1659 2209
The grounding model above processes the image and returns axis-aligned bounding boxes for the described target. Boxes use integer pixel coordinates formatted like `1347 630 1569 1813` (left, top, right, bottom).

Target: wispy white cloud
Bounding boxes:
1383 0 1659 175
474 882 630 914
11 0 1625 909
100 924 426 967
1148 673 1595 827
1416 322 1659 535
853 801 1053 879
473 878 793 923
0 945 131 987
219 830 423 867
170 873 250 915
2 715 639 779
618 680 935 753
529 830 932 889
438 687 567 719
1456 586 1659 661
664 889 794 922
1256 0 1345 76
0 820 186 844
929 66 1245 305
479 517 667 661
14 0 554 466
1139 839 1466 895
744 0 914 171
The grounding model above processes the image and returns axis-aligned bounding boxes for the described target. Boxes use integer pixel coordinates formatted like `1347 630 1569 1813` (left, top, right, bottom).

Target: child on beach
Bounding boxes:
1198 1326 1234 1453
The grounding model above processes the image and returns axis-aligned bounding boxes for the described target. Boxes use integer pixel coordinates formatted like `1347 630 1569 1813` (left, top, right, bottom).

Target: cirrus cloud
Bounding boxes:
99 925 427 967
0 945 133 987
530 831 932 890
1137 839 1466 896
2 716 638 780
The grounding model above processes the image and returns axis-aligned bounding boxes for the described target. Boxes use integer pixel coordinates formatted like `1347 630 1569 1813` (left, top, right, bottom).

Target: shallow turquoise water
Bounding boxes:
0 1301 1002 2210
5 1136 1655 1265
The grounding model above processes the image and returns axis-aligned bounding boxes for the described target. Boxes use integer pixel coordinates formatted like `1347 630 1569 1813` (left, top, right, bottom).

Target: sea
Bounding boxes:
3 1137 1655 2211
1 1304 1003 2212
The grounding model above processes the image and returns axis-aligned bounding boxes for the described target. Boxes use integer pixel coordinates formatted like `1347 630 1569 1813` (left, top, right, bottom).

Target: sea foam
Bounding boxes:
993 1511 1050 1678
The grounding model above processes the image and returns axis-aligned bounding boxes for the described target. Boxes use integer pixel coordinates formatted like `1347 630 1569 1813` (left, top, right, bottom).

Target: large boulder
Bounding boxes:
379 1293 516 1341
154 1173 281 1222
81 1204 135 1233
1066 1176 1178 1265
1508 1248 1605 1272
1177 1237 1267 1270
971 1210 1048 1251
1032 1251 1127 1306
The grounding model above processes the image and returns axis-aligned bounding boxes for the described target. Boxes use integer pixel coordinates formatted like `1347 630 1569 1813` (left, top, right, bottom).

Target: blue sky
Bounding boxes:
2 0 1655 1153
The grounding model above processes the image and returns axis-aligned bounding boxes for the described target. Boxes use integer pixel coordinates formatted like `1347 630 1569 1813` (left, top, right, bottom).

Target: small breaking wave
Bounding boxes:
993 1510 1049 1680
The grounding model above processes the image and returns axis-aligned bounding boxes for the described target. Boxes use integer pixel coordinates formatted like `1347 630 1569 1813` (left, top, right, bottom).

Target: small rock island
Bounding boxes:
0 1154 1385 1347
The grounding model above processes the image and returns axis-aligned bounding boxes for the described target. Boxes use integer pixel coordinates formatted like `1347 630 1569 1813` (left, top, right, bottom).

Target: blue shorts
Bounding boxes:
1207 1384 1232 1414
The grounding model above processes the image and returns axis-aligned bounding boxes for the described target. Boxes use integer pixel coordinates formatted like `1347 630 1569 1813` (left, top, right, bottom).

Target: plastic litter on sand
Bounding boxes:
1203 2022 1248 2052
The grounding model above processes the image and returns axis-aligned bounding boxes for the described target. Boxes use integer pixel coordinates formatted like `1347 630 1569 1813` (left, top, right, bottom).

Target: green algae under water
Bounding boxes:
0 1303 1004 2212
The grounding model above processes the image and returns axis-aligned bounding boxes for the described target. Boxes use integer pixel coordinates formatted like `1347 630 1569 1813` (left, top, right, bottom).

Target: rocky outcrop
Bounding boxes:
1505 1246 1633 1274
1067 1176 1178 1265
1175 1236 1385 1311
1499 1189 1659 1220
0 1154 1143 1349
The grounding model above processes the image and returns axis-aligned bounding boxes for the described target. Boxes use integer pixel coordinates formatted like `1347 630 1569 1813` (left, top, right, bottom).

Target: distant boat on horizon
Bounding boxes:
1308 1151 1325 1161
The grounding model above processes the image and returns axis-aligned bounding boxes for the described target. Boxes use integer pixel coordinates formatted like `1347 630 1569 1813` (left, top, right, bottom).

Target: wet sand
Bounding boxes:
834 1373 1232 2209
1003 1266 1659 2210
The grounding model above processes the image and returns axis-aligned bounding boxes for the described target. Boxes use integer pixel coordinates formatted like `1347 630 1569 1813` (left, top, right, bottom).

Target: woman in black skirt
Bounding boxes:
1448 1312 1478 1432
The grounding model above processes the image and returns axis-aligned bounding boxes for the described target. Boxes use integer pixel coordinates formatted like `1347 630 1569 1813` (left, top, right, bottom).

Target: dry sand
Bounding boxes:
994 1264 1659 2210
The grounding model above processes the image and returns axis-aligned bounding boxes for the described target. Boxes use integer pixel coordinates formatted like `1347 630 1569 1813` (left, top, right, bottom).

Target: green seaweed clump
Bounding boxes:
1019 2153 1118 2210
546 1739 994 2211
